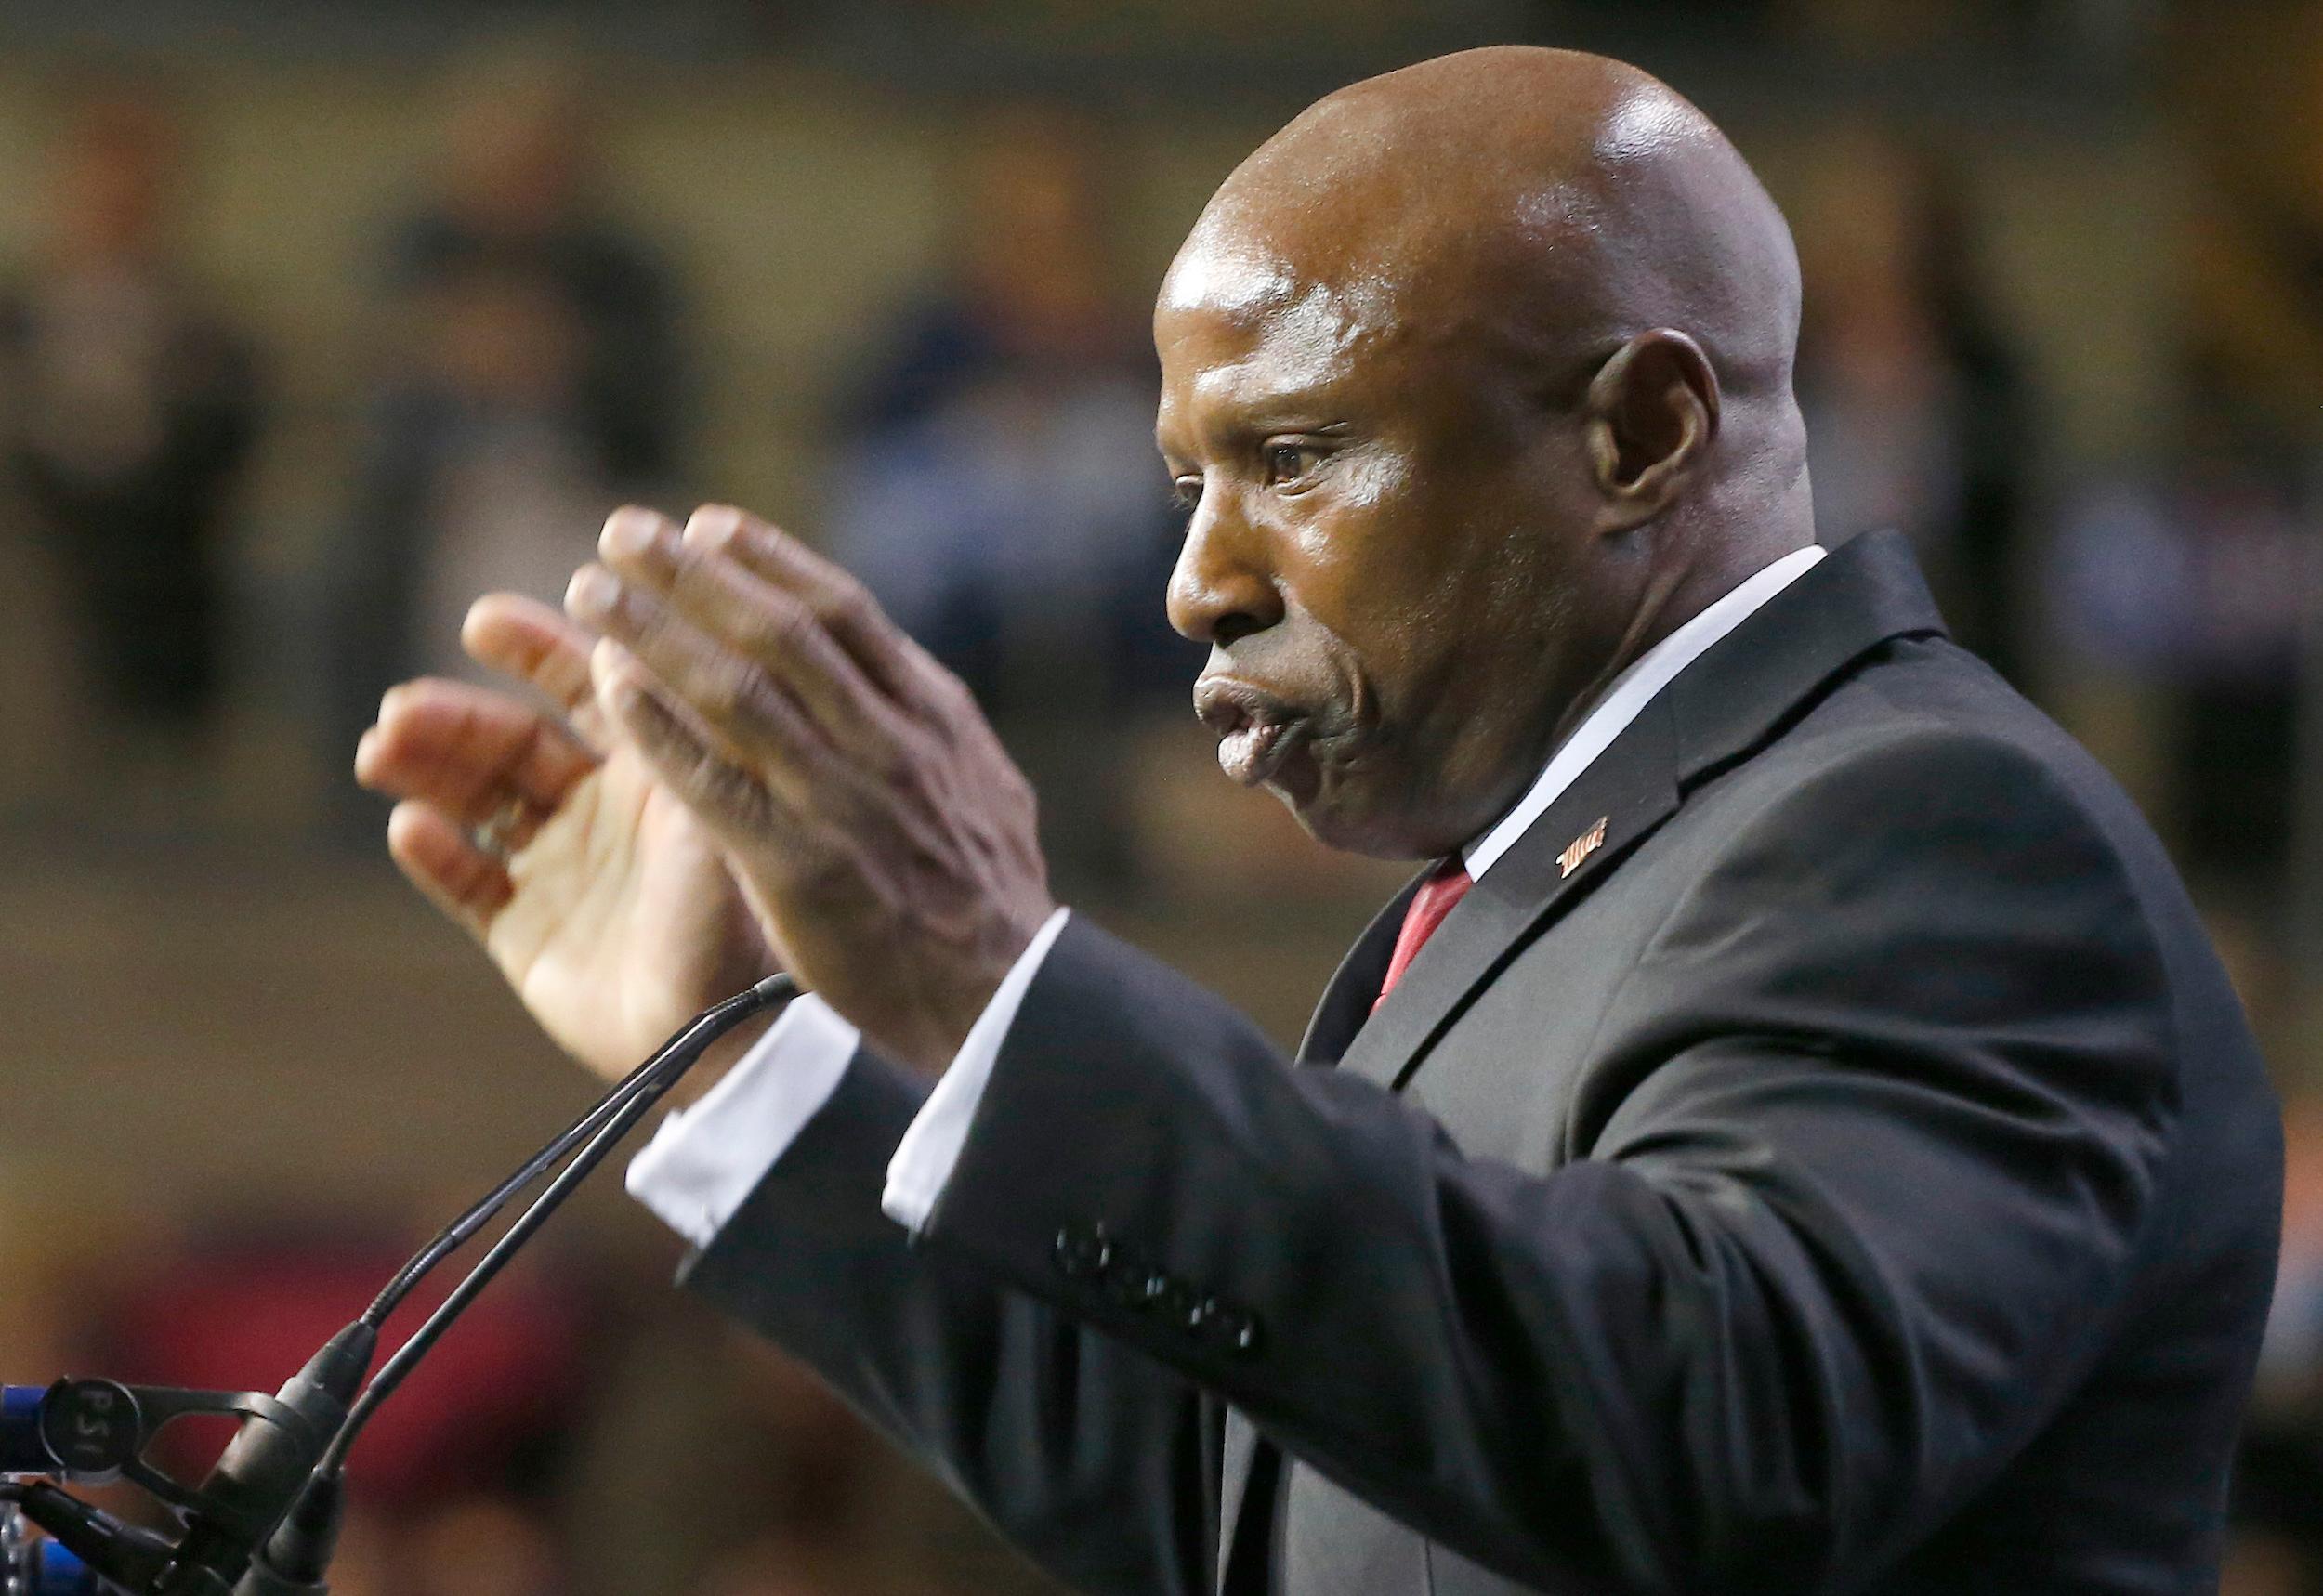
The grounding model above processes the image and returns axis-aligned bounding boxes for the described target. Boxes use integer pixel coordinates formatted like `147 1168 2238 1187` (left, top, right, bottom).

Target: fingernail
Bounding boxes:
602 509 660 560
683 506 742 550
568 566 620 619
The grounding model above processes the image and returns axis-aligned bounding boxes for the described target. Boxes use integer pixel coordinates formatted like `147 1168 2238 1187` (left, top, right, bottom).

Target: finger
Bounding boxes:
568 563 836 780
359 677 597 824
594 507 888 741
386 800 513 940
591 637 807 847
677 504 943 712
462 592 610 748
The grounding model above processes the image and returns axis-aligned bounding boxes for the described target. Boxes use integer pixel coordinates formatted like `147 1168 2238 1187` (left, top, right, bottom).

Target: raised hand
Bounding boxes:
356 593 777 1080
564 504 1055 1076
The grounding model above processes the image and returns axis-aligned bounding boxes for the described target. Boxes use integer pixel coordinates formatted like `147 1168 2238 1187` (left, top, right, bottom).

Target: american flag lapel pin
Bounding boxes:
1557 817 1608 879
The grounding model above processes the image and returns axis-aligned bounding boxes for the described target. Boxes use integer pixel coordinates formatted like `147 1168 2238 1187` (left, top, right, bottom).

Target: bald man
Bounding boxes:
359 47 2278 1596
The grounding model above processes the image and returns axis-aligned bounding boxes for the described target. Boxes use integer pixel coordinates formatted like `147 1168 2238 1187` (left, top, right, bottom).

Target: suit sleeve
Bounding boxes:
911 731 2183 1595
679 1046 1222 1596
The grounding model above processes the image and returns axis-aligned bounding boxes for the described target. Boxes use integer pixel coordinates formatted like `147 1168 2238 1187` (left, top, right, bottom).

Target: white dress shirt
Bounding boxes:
627 543 1828 1247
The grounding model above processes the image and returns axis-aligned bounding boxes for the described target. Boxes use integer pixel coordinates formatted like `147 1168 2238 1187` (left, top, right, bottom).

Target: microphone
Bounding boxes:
257 972 798 1595
7 1486 173 1595
145 1327 374 1596
7 971 799 1596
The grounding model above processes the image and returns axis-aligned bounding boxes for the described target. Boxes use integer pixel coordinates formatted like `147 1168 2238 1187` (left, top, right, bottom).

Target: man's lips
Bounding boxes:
1194 676 1314 789
1220 715 1315 787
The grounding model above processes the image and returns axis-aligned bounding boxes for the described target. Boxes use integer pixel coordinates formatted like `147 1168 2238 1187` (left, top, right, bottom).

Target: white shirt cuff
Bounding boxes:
623 906 1072 1246
624 992 860 1247
882 906 1071 1232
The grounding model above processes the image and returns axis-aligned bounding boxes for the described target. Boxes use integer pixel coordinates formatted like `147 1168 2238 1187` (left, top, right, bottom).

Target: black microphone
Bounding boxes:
254 973 801 1591
8 971 798 1596
10 1482 176 1593
2 1487 107 1596
237 973 798 1596
140 1327 374 1596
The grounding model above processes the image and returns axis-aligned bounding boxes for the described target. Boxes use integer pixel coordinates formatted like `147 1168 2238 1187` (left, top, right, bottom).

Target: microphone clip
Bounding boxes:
7 1322 373 1596
16 1380 308 1518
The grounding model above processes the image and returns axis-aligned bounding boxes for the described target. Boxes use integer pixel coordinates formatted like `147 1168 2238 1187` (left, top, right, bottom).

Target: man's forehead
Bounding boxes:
1159 209 1404 346
1157 200 1394 314
1154 259 1401 442
1153 195 1566 449
1158 226 1300 321
1157 160 1595 347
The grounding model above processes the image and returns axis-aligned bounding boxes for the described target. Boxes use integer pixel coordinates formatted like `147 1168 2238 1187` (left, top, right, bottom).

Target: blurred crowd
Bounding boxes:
2 10 2321 1596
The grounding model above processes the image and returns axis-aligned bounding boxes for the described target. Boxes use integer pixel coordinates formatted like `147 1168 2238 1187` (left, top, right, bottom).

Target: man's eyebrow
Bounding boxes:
1172 376 1356 445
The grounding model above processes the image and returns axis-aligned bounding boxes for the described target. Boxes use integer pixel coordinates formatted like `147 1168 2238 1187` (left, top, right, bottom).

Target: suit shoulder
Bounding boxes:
1736 636 2172 881
1680 637 2228 1041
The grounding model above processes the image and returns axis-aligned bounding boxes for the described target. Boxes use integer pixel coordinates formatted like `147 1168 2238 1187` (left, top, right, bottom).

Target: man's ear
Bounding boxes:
1582 329 1720 530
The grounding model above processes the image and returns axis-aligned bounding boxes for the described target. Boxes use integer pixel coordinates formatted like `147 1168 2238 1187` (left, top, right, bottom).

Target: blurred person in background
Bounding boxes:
2078 19 2323 957
2048 420 2313 929
0 84 262 814
327 41 689 830
822 108 1192 886
1793 133 2031 682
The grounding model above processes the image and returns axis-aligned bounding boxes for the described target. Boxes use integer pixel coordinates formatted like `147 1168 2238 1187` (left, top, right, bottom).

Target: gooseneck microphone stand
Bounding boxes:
0 973 800 1596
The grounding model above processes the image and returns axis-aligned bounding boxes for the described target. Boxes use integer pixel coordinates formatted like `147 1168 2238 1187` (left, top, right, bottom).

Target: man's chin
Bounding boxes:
1272 780 1439 864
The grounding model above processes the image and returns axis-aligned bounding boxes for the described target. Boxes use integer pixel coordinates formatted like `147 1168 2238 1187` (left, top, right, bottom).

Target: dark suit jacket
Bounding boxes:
685 530 2282 1595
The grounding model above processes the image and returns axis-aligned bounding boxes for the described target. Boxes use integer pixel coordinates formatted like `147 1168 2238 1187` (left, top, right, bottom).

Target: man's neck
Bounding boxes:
1460 534 1824 880
1553 514 1814 753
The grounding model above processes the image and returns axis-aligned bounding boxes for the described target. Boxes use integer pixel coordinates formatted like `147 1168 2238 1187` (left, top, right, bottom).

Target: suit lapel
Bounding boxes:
1335 697 1684 1093
1332 528 1951 1100
1215 732 1684 1583
1666 527 1947 787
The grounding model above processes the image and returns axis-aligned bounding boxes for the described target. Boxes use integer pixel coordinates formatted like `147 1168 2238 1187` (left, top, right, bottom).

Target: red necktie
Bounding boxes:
1373 860 1473 1010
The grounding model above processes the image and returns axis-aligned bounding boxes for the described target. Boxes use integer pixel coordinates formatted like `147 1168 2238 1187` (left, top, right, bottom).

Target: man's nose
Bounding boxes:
1165 492 1284 646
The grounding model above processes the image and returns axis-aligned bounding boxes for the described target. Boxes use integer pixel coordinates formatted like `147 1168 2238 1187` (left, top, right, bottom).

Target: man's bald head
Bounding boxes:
1167 46 1803 433
1156 48 1818 860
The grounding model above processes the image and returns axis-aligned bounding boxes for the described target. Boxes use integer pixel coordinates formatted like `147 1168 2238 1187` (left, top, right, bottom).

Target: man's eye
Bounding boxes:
1169 477 1202 514
1265 444 1320 487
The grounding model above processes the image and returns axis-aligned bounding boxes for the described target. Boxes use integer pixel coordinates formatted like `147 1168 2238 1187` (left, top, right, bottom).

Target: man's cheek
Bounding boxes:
1335 445 1417 517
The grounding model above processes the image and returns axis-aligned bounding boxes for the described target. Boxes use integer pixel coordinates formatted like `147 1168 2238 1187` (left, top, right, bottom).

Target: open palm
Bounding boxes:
358 595 776 1079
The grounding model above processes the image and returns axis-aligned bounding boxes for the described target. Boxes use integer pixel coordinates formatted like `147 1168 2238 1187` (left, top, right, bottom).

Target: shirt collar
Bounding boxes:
1462 543 1827 880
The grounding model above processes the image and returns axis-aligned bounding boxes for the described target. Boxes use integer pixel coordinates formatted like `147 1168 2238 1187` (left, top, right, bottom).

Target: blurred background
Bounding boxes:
0 0 2318 1591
